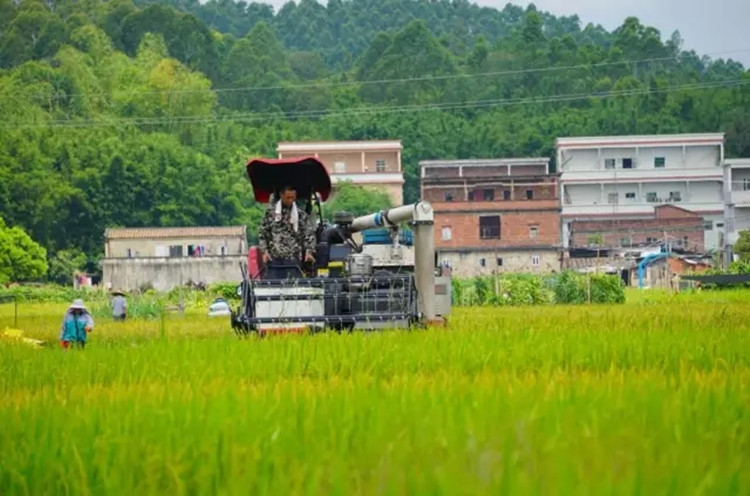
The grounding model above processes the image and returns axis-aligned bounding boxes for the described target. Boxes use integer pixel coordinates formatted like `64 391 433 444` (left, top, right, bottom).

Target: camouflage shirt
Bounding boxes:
258 202 316 261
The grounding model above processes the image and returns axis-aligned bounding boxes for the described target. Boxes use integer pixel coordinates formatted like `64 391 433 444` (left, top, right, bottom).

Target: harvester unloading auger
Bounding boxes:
230 156 452 336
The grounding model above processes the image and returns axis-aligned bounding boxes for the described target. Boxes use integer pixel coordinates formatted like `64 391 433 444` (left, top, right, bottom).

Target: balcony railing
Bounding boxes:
561 167 722 183
564 196 687 206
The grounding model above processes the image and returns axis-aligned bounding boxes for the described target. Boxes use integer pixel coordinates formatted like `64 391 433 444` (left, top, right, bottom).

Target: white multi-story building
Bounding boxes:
556 133 726 252
723 158 750 253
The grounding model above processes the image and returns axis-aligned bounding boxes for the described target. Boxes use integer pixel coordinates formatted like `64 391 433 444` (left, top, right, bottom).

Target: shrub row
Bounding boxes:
451 271 626 306
2 273 624 314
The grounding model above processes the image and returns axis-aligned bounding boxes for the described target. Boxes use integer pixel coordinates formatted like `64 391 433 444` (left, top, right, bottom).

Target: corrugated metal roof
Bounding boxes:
105 226 246 240
565 257 637 271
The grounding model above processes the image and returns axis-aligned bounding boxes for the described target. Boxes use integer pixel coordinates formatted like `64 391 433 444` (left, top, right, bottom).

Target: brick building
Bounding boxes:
420 158 562 277
277 140 404 205
569 204 705 252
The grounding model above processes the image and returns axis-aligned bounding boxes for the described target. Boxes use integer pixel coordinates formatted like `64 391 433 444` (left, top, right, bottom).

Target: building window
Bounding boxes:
444 191 453 202
604 158 616 169
503 190 511 200
683 236 689 247
622 158 633 169
531 255 540 267
441 226 452 241
496 257 503 267
529 226 539 239
704 220 713 231
483 189 494 201
646 192 658 203
375 159 386 172
669 191 682 202
169 245 183 257
625 192 636 201
334 161 346 173
468 191 475 201
189 245 209 256
220 245 228 256
479 258 486 267
126 249 133 258
479 215 501 239
608 192 619 204
743 178 750 191
525 189 533 200
620 238 631 247
646 237 657 244
716 223 724 228
654 157 665 168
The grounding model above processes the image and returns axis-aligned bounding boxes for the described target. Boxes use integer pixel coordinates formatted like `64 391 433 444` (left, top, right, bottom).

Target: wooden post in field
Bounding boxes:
179 258 185 316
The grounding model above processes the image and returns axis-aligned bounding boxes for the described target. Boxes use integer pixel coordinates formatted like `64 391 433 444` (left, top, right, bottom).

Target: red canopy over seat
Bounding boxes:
246 156 332 203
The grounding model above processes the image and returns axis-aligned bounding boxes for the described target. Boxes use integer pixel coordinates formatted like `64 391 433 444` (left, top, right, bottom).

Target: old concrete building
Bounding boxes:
420 158 561 277
102 226 247 291
277 140 405 205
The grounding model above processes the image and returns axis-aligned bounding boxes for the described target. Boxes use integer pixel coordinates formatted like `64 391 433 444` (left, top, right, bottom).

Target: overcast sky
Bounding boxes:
263 0 750 67
492 0 750 66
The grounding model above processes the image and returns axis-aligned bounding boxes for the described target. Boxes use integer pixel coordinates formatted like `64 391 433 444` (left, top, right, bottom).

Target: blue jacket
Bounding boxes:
60 311 94 342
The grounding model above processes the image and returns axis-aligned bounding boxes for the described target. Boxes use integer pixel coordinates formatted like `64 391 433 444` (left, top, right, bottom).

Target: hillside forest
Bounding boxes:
0 0 749 281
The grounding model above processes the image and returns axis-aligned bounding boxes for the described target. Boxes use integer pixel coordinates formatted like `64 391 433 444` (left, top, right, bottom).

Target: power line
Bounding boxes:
2 78 747 129
9 48 750 101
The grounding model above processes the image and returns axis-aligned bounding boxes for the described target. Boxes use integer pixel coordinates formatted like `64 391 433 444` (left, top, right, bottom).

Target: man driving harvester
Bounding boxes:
258 184 317 279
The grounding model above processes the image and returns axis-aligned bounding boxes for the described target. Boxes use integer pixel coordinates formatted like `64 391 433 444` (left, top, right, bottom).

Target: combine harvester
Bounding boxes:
230 156 452 336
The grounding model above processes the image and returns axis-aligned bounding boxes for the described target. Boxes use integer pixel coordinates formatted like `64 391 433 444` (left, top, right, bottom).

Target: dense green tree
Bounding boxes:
0 217 48 284
322 181 394 218
733 230 750 261
0 0 748 270
221 21 293 111
48 248 88 284
360 20 456 104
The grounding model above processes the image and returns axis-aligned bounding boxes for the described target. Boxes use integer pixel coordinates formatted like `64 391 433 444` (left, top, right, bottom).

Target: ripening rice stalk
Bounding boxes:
0 291 748 495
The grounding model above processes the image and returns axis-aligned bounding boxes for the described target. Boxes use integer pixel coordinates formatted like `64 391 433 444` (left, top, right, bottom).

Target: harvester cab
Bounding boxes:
231 156 451 336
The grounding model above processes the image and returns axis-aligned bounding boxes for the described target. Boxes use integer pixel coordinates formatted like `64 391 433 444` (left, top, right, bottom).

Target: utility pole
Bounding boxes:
664 230 672 292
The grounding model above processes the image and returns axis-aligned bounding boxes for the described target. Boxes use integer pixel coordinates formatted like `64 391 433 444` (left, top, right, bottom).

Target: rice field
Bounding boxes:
1 289 748 495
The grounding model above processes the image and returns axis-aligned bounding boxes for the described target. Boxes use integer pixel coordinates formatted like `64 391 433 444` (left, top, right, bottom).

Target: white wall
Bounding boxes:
439 250 559 278
724 164 750 246
561 144 721 172
733 206 750 236
702 213 726 251
688 181 723 204
102 256 246 292
564 184 602 205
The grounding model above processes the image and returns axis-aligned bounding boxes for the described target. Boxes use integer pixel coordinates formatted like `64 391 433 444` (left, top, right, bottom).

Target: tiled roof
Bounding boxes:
105 226 246 240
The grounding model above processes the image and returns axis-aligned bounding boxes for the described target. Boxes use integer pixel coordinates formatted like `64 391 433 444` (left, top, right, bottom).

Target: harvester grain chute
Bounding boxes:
230 156 452 336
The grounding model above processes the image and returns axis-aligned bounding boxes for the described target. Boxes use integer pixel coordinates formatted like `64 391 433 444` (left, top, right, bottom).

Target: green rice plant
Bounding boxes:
0 293 748 495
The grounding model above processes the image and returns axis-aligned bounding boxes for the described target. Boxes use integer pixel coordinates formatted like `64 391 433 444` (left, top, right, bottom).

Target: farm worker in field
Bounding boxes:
259 184 316 279
111 291 127 321
59 299 94 350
